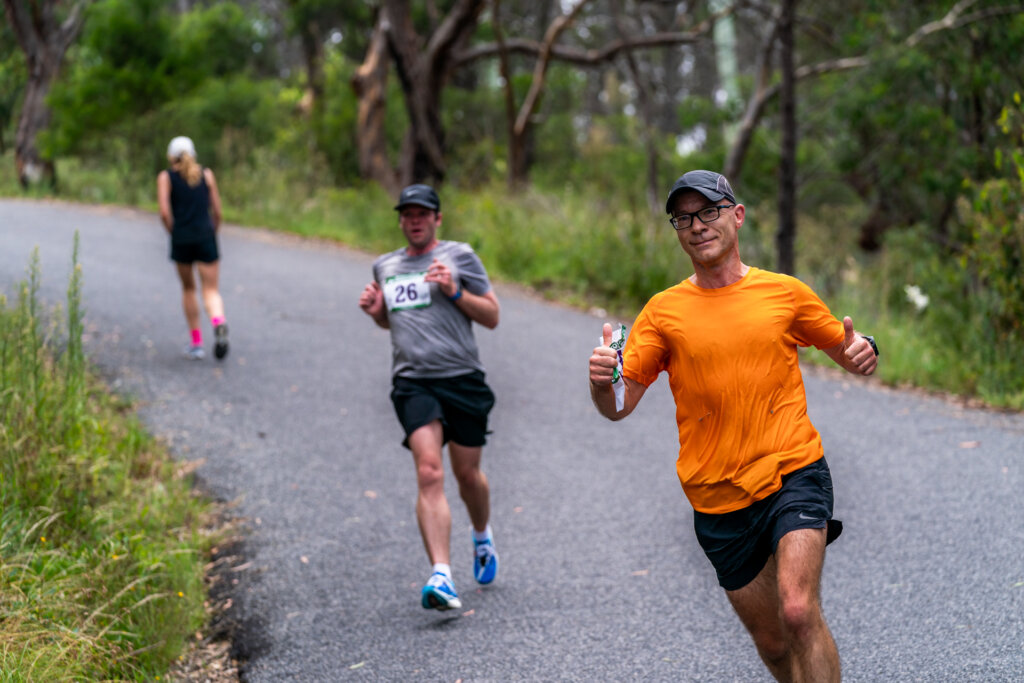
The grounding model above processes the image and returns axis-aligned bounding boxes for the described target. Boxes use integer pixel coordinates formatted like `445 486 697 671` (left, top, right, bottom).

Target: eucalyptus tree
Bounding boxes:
352 0 486 192
722 0 1024 253
0 16 26 154
2 0 88 189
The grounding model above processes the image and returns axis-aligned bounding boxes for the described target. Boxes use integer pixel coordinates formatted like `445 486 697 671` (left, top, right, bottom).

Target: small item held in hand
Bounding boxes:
601 324 627 411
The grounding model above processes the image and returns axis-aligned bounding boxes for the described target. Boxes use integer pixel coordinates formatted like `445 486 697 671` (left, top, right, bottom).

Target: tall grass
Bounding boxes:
0 239 217 679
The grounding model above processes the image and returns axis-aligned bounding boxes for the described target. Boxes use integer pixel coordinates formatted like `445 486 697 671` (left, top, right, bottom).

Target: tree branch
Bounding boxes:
454 7 728 68
724 1 1024 179
513 0 590 136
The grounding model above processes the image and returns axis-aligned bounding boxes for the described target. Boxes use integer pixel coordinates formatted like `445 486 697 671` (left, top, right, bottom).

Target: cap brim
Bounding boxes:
394 201 438 211
665 186 729 213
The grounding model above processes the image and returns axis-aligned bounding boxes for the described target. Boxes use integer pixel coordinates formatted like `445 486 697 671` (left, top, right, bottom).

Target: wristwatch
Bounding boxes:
861 335 879 357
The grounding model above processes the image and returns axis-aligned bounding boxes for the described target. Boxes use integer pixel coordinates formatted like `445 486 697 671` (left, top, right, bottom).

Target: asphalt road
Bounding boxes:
2 199 1022 682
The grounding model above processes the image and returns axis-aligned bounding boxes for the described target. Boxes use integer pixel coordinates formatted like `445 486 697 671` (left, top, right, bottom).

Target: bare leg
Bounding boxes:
727 556 792 681
727 528 839 683
174 262 200 332
448 442 490 533
195 260 225 322
408 421 450 565
776 528 840 682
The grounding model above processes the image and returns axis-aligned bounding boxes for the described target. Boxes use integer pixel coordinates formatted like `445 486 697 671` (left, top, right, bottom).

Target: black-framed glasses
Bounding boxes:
669 204 736 231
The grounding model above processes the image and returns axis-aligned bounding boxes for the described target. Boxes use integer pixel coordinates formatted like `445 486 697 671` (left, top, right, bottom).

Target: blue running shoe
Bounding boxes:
473 535 499 585
421 572 461 611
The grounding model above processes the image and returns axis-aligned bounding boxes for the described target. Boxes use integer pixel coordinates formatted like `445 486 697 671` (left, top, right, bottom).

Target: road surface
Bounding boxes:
2 199 1022 681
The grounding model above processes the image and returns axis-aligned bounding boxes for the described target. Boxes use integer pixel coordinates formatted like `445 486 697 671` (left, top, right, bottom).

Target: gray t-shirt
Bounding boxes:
372 240 493 379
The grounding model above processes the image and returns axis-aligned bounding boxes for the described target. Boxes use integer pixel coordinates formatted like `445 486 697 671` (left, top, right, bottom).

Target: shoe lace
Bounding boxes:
427 573 451 590
475 539 494 561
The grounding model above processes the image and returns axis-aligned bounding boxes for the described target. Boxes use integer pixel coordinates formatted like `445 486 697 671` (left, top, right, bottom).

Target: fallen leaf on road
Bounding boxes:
300 556 309 564
959 441 980 449
462 609 475 617
632 569 649 576
364 490 378 499
349 662 365 670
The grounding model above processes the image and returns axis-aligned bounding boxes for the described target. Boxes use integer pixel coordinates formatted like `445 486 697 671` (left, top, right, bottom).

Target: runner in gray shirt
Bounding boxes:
359 184 501 612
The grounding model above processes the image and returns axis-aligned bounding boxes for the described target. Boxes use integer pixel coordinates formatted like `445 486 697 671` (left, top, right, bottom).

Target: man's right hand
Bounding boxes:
589 322 619 385
359 281 384 318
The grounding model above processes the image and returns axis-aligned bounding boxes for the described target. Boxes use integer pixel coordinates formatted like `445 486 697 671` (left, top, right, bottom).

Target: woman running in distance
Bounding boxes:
157 136 230 360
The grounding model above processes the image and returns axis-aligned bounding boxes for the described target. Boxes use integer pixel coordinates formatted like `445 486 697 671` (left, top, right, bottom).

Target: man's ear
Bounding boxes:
733 203 745 228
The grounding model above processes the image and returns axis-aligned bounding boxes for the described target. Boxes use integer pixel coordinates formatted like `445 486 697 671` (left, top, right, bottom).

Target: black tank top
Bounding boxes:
168 168 214 244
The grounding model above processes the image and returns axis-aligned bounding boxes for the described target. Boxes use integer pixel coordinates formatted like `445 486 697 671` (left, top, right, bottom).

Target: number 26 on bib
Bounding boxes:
383 272 432 311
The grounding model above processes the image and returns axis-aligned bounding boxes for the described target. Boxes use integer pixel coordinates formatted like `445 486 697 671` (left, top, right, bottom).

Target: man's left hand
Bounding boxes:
842 316 878 376
425 258 458 298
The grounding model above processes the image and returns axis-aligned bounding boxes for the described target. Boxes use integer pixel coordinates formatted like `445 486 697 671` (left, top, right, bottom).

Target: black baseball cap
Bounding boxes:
394 184 441 212
665 170 736 214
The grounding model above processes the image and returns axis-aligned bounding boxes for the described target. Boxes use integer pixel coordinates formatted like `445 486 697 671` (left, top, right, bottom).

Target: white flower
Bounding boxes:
904 284 929 311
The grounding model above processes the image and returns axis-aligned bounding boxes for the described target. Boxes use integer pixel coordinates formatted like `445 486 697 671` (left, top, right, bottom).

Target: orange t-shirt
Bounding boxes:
622 267 845 514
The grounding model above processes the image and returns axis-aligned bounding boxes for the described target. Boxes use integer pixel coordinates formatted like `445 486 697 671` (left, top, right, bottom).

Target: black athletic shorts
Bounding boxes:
693 457 843 591
170 238 219 264
390 371 495 449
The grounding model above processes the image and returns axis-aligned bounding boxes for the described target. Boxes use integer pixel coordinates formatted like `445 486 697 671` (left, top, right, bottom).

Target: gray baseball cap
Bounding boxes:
665 170 736 214
394 184 441 212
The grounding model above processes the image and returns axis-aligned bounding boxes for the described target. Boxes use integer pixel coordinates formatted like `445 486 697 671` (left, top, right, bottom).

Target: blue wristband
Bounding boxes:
447 287 462 302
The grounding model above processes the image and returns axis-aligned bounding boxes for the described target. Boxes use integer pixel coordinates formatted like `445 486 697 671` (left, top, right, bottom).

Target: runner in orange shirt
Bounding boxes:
588 170 878 682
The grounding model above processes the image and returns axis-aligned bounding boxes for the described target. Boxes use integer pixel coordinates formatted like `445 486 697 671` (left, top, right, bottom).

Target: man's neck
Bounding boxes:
406 238 439 257
690 261 750 289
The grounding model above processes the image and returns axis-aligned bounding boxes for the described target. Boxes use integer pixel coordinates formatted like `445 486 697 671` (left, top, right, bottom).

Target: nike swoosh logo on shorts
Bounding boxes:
798 512 817 521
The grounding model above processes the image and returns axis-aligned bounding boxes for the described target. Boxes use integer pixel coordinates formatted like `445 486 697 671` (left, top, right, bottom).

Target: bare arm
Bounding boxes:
451 289 500 329
204 167 222 230
359 281 389 329
156 171 173 233
822 316 878 376
589 323 647 420
425 258 500 329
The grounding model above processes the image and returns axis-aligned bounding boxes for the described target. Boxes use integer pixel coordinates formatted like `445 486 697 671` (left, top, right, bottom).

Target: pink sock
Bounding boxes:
211 316 225 327
191 329 202 346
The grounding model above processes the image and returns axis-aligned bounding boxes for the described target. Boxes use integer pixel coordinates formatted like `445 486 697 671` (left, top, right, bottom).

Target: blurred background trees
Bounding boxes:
3 0 1023 403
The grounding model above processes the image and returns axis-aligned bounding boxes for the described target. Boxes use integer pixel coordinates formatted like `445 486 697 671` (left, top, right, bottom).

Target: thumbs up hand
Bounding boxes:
589 323 620 385
842 316 878 376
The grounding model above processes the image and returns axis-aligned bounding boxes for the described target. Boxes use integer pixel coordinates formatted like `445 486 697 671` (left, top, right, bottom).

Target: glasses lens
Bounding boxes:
671 215 691 230
698 207 721 223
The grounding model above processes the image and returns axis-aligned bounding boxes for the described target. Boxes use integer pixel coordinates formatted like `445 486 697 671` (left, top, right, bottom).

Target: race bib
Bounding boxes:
383 271 432 311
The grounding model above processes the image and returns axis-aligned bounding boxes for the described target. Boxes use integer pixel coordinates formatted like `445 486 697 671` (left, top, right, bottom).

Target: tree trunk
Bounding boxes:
14 72 58 188
350 0 483 191
351 11 400 195
507 0 590 188
383 0 485 186
3 0 86 190
776 0 796 275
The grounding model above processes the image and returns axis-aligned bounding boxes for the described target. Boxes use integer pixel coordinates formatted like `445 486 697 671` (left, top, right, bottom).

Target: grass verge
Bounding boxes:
0 239 233 680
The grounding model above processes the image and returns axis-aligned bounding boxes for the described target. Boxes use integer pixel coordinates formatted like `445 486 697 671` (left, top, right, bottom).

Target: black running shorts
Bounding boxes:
170 237 219 264
390 371 495 449
693 457 843 591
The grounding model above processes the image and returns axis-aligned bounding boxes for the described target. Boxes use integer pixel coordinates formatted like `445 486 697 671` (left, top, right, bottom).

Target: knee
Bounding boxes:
451 463 484 490
416 461 444 490
755 636 790 668
780 595 820 640
744 620 789 664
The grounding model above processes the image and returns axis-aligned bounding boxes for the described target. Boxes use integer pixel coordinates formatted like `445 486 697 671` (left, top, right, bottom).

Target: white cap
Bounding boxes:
167 136 196 160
